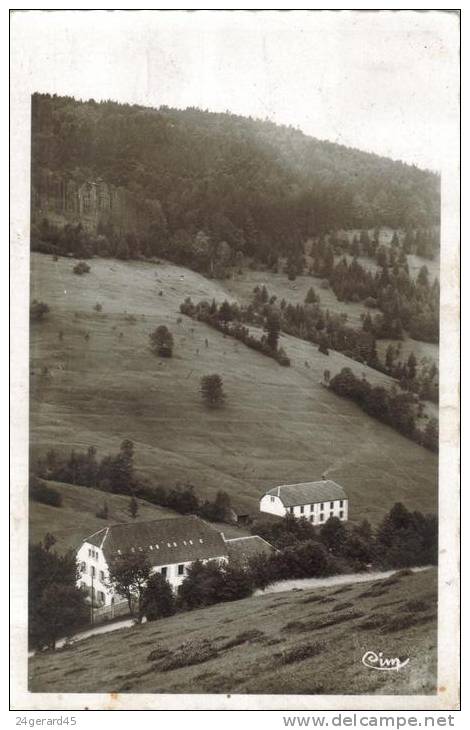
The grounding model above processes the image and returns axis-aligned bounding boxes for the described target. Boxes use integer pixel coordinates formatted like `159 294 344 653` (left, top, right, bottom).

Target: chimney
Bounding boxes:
277 486 280 497
322 474 326 481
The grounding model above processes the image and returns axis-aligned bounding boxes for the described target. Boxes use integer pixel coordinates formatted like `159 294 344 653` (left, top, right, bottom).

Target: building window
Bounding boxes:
99 571 105 582
310 504 314 512
80 562 86 573
320 513 324 522
330 511 334 518
340 500 344 508
91 566 96 578
178 564 185 576
88 549 92 557
270 496 275 502
289 507 294 514
161 567 168 577
320 503 324 510
309 515 314 523
98 591 105 603
330 501 334 509
340 510 344 519
300 505 304 514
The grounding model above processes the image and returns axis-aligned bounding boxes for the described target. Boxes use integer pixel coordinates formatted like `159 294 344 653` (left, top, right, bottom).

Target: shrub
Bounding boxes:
149 325 174 357
95 501 109 519
30 478 62 508
73 261 91 275
220 630 265 650
279 641 325 665
147 647 171 663
157 639 218 671
141 573 176 621
94 303 103 312
200 374 225 408
30 300 50 322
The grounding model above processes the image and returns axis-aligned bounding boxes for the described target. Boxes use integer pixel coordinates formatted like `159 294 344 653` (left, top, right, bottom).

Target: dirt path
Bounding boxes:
29 566 432 656
254 565 431 595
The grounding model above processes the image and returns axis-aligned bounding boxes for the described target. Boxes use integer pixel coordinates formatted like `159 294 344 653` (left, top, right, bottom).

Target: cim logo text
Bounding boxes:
362 650 410 672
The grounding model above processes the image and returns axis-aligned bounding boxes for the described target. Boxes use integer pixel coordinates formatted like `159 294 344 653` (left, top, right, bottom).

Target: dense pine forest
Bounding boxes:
31 93 440 266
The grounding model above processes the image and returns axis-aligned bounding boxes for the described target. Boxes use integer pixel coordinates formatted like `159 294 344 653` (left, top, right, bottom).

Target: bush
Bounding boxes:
95 501 109 519
279 641 325 665
220 629 265 650
149 325 174 357
141 573 176 621
30 300 50 322
73 261 91 275
30 478 62 508
156 639 218 671
200 374 225 408
94 303 103 312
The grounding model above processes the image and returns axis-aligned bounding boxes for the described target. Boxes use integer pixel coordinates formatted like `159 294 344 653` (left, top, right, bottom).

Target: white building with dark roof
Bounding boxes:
260 479 348 524
77 515 229 607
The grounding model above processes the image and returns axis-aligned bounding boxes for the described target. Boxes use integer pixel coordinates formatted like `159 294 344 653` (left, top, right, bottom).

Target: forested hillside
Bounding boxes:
31 93 440 266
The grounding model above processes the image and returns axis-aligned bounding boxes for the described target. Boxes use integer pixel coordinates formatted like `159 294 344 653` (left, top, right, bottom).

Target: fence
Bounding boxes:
92 599 131 624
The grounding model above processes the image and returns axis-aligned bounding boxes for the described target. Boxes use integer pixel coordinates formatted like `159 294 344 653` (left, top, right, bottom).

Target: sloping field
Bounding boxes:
29 568 437 696
29 481 178 553
29 480 248 554
30 253 437 522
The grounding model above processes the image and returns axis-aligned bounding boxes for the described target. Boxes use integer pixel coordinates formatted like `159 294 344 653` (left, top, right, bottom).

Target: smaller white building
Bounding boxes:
260 479 348 525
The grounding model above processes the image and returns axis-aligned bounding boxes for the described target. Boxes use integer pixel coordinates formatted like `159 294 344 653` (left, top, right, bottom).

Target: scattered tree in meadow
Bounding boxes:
200 374 225 408
30 300 50 322
149 325 174 357
73 261 90 275
129 494 139 519
305 287 319 305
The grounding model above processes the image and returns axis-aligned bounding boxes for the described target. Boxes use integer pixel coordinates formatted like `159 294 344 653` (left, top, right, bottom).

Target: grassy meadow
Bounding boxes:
30 253 438 523
29 567 437 696
29 480 248 554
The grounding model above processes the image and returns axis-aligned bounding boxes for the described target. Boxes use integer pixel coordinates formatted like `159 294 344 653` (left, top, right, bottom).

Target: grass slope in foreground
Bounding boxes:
30 253 437 523
29 568 437 696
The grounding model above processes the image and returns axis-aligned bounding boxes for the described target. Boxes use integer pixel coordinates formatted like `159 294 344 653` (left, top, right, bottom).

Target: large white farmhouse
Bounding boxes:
259 479 348 524
77 515 229 607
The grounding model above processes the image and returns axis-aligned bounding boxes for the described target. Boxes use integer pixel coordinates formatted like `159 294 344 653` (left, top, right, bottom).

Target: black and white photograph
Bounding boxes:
10 8 460 712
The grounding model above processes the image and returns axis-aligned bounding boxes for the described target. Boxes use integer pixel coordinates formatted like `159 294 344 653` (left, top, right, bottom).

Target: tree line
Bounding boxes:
327 367 438 452
32 440 235 523
310 233 439 344
31 93 439 269
180 296 291 366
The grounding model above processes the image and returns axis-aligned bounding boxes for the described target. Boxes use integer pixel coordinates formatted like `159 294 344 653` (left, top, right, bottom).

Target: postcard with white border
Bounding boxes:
10 8 460 712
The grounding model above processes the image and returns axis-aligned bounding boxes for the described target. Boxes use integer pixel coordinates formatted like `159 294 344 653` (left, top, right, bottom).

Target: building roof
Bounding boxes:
263 480 347 507
83 516 228 567
225 535 276 564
